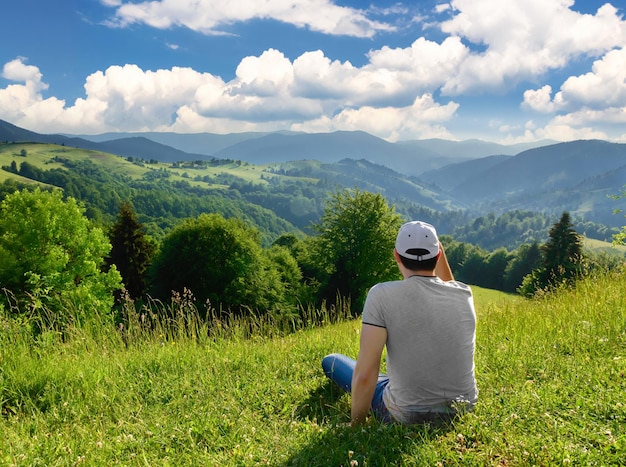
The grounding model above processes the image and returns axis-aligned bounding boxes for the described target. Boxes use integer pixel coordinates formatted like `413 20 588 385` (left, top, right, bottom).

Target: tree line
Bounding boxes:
2 185 619 334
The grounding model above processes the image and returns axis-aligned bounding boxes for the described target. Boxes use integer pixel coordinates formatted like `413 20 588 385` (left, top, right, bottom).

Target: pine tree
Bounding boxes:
537 211 583 291
107 202 155 299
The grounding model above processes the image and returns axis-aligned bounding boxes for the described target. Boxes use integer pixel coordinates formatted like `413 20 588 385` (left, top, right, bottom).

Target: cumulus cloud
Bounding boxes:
558 48 626 109
440 0 626 94
521 47 626 142
0 42 466 137
105 0 394 37
3 0 626 142
292 94 460 141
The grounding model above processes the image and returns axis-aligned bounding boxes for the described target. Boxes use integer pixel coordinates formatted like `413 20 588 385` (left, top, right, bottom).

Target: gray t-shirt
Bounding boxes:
362 275 478 423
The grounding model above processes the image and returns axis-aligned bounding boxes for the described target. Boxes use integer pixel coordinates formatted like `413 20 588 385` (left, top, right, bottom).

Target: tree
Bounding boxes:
313 188 403 313
107 202 156 300
503 241 542 293
150 213 291 315
540 212 583 285
0 188 122 317
482 248 512 290
519 212 583 296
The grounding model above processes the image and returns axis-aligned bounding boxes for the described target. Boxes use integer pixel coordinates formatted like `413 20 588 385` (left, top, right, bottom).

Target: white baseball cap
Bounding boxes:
395 221 440 261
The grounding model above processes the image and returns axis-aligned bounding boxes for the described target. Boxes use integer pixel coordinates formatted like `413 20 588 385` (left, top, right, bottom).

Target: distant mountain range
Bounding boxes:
2 118 626 227
419 139 626 225
0 119 552 176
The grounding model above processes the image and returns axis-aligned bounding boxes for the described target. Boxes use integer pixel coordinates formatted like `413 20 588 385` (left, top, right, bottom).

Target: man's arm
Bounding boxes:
435 242 455 281
351 323 387 426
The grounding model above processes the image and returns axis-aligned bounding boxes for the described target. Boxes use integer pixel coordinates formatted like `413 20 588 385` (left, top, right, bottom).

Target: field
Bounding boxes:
0 142 307 189
1 271 625 466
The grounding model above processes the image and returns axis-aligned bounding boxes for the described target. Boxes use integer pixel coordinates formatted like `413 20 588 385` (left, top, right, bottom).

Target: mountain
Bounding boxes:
65 136 214 163
0 120 213 163
0 119 72 145
67 126 552 176
213 130 453 174
419 139 626 225
448 140 626 201
421 155 512 192
399 138 553 159
3 119 626 227
68 130 289 155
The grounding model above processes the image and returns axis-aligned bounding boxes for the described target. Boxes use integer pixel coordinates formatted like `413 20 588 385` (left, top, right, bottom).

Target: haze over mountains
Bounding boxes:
68 128 548 176
0 118 549 175
2 118 626 228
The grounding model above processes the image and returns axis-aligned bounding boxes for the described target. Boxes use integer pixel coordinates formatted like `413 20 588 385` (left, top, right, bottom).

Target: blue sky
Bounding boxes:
1 0 624 143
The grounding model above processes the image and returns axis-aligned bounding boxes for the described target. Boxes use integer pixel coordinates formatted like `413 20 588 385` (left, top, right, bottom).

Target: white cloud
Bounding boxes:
532 122 609 141
4 0 626 142
2 57 44 85
0 58 61 127
106 0 394 37
523 47 626 114
440 0 626 94
558 48 626 109
521 47 626 141
292 94 459 141
522 85 560 113
289 37 468 107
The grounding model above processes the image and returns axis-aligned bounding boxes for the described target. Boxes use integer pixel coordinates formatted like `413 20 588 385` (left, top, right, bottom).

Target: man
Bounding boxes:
322 221 478 425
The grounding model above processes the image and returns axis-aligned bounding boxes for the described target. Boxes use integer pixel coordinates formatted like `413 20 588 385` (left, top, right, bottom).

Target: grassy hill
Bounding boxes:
0 142 267 187
583 236 626 257
1 272 624 465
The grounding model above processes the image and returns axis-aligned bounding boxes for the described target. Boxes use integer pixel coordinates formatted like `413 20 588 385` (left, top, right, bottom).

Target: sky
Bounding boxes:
1 0 625 143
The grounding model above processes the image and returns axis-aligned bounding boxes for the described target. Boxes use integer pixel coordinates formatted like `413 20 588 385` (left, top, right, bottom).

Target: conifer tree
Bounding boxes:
107 202 155 299
520 211 584 296
538 212 583 289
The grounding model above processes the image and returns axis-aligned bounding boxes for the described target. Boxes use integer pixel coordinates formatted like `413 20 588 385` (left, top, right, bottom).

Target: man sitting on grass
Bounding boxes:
322 221 478 425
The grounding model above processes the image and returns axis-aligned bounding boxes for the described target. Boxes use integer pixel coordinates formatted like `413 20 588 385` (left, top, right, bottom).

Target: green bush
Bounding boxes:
0 188 122 326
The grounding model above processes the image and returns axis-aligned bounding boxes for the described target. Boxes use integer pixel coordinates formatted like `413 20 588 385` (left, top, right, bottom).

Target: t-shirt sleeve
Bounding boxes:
361 283 386 328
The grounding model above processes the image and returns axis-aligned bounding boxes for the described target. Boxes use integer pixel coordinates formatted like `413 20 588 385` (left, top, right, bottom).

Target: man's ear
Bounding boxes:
393 248 402 263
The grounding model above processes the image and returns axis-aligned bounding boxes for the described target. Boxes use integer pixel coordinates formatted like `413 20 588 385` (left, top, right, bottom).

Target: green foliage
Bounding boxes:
612 185 626 246
0 156 299 245
107 202 156 299
519 212 584 297
150 213 297 316
313 188 403 312
0 188 122 321
539 212 584 284
503 241 542 293
451 210 617 251
443 237 542 293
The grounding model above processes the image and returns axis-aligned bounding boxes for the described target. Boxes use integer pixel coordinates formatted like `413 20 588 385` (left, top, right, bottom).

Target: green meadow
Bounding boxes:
0 143 296 188
1 270 625 466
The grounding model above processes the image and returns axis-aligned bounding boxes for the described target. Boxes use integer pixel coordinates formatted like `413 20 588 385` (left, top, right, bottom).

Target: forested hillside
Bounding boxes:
0 141 622 249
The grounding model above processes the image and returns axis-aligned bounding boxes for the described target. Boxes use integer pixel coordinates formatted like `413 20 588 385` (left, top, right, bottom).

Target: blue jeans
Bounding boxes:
321 353 392 423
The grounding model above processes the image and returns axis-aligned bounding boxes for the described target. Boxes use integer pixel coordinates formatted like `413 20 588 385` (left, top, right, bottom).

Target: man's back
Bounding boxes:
362 275 477 422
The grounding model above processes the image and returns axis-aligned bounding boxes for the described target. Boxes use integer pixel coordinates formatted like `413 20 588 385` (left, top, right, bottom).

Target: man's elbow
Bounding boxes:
352 368 378 389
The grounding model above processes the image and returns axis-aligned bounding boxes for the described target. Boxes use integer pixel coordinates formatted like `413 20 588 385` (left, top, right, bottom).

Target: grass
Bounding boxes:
583 236 626 256
0 142 308 188
1 273 625 466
